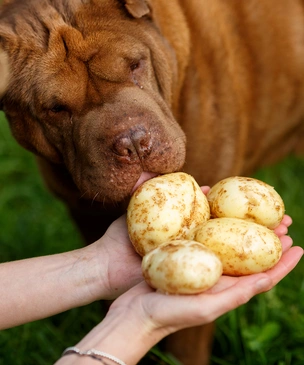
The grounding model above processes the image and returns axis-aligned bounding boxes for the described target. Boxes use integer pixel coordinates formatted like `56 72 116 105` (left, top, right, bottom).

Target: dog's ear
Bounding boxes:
124 0 150 18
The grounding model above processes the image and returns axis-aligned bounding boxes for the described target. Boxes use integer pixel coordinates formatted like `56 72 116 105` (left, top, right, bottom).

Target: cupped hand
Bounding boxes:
94 183 295 302
109 240 303 341
96 186 210 299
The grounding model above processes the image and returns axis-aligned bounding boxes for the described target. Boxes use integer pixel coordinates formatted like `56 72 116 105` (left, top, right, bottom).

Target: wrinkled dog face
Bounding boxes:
0 0 186 202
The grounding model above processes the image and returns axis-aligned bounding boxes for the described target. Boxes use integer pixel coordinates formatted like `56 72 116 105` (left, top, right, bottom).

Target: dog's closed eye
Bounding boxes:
47 103 68 114
130 61 140 71
129 59 146 88
49 104 67 114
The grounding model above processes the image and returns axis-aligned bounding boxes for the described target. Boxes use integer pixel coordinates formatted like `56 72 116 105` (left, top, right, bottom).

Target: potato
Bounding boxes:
207 176 285 229
195 217 282 275
127 172 210 256
142 240 223 294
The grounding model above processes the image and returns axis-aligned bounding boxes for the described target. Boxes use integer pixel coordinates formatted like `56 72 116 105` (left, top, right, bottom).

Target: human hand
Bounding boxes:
91 186 210 300
91 214 143 300
60 200 301 365
92 186 211 300
92 185 294 301
108 235 303 343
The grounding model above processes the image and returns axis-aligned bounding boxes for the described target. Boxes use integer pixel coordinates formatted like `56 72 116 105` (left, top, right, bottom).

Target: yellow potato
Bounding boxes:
127 172 210 256
207 176 285 229
195 217 282 275
142 240 223 294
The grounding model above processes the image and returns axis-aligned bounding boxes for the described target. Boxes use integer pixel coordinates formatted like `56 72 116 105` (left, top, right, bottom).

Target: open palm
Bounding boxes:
98 208 297 301
109 220 302 338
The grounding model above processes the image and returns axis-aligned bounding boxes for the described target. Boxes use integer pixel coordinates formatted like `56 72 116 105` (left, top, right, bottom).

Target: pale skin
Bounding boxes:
0 187 303 365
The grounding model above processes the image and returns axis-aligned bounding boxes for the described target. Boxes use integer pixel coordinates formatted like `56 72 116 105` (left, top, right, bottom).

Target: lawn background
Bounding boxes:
0 110 303 365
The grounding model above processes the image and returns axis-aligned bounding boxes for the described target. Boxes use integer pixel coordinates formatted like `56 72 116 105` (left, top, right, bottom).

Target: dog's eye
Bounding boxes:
50 104 66 113
130 61 140 71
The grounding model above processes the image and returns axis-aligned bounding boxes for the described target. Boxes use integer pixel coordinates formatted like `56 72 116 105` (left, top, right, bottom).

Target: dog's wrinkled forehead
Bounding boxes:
37 28 148 109
0 0 151 107
41 27 147 78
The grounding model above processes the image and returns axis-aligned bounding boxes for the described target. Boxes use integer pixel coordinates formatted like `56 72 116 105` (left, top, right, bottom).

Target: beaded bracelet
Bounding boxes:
61 346 127 365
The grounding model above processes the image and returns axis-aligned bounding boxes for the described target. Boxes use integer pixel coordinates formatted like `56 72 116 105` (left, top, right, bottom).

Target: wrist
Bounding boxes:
57 303 163 365
92 236 143 301
60 347 127 365
70 242 112 303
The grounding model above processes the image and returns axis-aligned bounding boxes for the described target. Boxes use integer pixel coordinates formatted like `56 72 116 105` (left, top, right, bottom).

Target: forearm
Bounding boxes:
0 244 106 329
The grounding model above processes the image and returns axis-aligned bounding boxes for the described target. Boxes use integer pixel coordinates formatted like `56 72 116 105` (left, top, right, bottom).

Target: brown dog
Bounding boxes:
1 0 304 364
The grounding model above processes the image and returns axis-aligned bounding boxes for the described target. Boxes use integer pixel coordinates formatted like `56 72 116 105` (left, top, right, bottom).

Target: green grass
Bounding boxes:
0 111 303 365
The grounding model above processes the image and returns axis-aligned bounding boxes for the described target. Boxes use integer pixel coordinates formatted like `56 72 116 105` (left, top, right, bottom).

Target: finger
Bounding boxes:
201 244 300 296
281 214 293 227
167 272 271 330
197 274 271 322
274 215 293 236
190 246 303 324
280 235 293 252
201 186 210 195
205 235 294 293
261 246 303 287
126 247 303 334
274 223 288 237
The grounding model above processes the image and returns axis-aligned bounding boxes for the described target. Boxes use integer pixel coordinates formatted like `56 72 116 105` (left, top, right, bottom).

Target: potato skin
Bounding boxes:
207 176 285 229
195 218 282 275
127 172 210 256
142 240 223 294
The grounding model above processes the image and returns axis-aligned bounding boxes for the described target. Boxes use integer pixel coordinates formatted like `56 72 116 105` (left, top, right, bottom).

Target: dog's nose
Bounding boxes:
112 128 152 162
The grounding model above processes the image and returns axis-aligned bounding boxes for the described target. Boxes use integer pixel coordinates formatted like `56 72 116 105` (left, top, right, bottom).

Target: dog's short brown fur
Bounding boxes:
0 50 8 95
1 0 304 364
